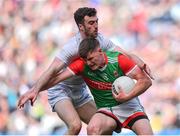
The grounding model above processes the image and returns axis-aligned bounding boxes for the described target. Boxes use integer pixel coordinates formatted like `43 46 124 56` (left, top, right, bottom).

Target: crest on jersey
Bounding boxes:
113 70 119 77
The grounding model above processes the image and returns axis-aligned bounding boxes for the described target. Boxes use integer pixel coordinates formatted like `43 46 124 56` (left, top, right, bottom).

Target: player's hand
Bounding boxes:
112 90 129 103
142 64 154 80
17 89 38 109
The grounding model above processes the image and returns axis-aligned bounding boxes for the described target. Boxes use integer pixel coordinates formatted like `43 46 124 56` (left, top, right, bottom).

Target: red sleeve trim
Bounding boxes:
68 58 85 75
118 54 136 75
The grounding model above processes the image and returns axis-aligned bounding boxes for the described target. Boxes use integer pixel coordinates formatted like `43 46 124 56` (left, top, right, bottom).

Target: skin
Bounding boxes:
83 48 153 135
17 15 153 107
18 46 153 135
18 48 152 106
83 48 105 70
18 15 100 135
17 14 154 135
79 16 98 39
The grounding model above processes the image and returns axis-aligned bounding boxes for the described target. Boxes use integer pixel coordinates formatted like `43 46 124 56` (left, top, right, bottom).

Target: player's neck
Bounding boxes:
80 31 87 39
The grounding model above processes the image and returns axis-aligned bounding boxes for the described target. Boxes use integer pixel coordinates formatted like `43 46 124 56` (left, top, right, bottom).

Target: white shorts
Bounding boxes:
48 83 93 111
97 98 149 133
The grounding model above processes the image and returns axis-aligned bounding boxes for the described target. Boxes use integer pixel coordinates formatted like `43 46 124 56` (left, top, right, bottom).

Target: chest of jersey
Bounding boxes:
82 51 124 90
82 52 125 108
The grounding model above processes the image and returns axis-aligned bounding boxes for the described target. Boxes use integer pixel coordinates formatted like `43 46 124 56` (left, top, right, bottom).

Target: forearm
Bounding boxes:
38 68 74 91
40 71 63 90
128 78 152 100
33 58 64 93
33 70 56 92
127 65 152 100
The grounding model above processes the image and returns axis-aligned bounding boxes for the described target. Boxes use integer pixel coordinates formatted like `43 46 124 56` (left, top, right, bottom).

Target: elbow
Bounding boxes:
144 78 152 89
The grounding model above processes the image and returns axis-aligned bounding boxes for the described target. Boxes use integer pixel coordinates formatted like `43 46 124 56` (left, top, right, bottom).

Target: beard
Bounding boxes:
84 28 98 38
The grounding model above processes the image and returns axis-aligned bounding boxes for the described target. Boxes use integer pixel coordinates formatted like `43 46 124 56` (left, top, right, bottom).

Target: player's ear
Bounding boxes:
79 24 84 31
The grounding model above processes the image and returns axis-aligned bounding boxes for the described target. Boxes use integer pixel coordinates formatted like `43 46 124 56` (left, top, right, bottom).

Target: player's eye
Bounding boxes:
89 21 95 25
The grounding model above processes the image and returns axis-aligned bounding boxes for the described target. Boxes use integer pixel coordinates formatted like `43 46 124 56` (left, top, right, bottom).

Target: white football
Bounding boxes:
112 76 135 95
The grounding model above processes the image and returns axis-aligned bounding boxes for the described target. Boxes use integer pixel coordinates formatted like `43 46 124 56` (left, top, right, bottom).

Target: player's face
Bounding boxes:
82 15 98 38
84 48 105 70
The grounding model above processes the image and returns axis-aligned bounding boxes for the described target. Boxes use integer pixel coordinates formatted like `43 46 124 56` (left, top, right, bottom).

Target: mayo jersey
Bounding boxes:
56 33 116 86
68 51 137 108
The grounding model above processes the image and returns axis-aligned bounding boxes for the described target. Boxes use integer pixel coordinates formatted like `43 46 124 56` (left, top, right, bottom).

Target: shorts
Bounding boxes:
97 98 148 133
48 83 93 111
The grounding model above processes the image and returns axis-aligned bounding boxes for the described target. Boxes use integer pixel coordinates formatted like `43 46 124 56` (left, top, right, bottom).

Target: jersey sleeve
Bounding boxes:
97 33 116 51
118 54 137 75
55 36 79 65
68 58 85 75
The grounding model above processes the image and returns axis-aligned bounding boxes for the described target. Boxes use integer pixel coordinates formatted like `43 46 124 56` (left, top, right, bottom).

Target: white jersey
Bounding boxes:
56 32 116 86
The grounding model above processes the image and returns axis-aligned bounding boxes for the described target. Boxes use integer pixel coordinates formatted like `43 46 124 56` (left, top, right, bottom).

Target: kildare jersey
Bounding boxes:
68 51 136 108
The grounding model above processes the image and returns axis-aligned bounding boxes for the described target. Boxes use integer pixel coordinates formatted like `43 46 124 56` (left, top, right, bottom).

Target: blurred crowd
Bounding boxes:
0 0 179 135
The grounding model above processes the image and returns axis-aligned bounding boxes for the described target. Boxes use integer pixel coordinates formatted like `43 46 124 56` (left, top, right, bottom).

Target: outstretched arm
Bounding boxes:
33 57 65 92
17 58 73 109
114 46 154 80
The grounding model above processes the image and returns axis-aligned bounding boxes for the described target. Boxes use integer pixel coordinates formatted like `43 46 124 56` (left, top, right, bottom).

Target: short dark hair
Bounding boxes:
74 7 97 27
79 38 99 59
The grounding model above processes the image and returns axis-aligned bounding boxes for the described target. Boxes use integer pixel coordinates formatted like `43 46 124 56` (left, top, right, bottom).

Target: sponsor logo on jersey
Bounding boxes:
83 77 112 90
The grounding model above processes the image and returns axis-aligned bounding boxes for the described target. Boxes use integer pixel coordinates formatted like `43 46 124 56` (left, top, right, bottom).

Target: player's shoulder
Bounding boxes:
96 33 112 45
68 58 85 74
118 54 136 67
64 33 79 46
74 58 84 64
118 53 129 60
65 36 77 46
96 33 105 40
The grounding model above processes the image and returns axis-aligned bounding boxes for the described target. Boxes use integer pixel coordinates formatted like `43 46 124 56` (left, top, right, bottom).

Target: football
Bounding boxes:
112 76 135 95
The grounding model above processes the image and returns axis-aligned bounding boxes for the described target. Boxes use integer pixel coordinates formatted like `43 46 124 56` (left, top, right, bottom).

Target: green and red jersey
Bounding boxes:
68 51 136 108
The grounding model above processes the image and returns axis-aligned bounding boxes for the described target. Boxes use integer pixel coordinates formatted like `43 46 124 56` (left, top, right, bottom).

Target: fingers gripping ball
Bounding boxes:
112 76 135 95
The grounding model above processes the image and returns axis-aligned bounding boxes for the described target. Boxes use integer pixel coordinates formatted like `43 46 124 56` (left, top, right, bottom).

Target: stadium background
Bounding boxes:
0 0 179 135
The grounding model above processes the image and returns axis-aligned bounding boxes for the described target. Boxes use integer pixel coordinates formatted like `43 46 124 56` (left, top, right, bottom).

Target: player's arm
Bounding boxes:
126 65 152 100
43 58 84 88
113 46 154 80
101 34 153 79
17 59 82 109
17 68 74 109
33 57 65 91
113 54 152 102
25 41 77 93
18 57 65 109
